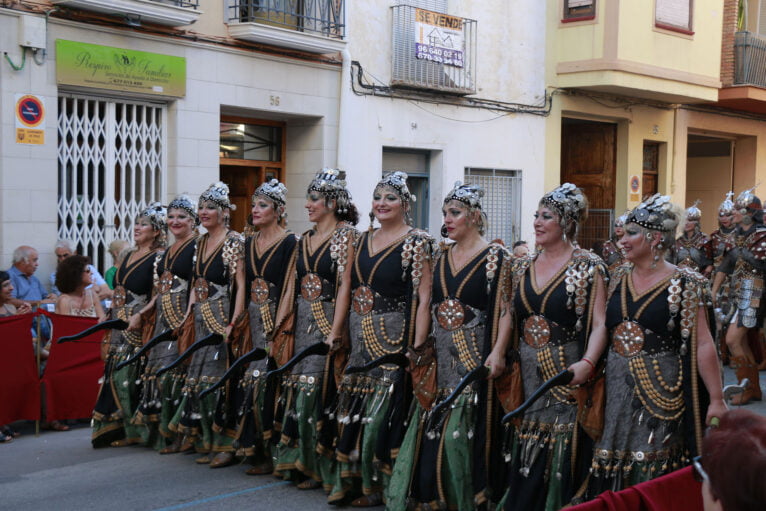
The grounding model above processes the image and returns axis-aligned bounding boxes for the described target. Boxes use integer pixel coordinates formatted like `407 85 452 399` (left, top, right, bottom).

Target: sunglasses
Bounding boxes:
691 456 709 484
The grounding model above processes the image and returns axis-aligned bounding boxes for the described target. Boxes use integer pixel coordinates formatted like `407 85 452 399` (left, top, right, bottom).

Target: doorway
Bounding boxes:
561 118 617 251
219 117 286 232
382 149 430 231
686 134 734 234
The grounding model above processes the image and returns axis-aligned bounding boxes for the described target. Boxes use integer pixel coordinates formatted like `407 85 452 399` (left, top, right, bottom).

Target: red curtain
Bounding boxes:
0 314 41 424
43 312 105 421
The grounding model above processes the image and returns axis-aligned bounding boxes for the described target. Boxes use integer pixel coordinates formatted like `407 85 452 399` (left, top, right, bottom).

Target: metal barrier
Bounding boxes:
579 209 613 253
230 0 345 39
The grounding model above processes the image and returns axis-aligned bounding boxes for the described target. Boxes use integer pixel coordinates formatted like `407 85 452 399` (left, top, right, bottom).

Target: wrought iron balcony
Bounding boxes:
51 0 201 26
734 31 766 88
228 0 345 54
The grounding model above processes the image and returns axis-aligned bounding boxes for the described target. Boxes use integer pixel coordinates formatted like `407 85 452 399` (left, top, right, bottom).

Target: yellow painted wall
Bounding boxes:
617 1 723 78
190 0 228 38
686 156 732 234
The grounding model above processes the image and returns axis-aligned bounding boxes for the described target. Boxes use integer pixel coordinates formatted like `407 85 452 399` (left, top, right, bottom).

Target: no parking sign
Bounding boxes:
15 94 45 145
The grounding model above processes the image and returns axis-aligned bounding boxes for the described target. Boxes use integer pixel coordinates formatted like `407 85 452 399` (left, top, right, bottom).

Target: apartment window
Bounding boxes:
563 0 596 21
655 0 693 34
464 168 522 246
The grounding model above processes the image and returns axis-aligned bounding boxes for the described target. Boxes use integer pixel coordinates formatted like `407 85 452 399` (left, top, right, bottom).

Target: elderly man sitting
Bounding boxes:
7 244 55 350
50 240 109 299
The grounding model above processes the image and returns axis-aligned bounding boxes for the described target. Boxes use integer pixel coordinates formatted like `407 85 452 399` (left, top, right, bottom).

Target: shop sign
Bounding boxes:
15 94 45 145
56 40 186 97
414 8 464 68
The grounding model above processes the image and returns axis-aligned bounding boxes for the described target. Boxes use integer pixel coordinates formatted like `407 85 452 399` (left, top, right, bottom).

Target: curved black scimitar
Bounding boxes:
57 319 129 343
501 369 574 424
198 347 268 399
115 329 175 370
426 365 490 431
264 342 329 380
344 352 409 375
154 333 223 377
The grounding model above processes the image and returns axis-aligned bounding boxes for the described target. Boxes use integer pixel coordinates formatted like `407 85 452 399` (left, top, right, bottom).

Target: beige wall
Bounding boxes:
686 156 732 233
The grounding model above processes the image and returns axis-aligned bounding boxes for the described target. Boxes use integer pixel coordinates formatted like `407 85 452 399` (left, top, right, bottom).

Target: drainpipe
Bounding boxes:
336 45 352 172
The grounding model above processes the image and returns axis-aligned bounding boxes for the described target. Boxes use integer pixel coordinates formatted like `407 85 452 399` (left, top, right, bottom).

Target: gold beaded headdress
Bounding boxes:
307 168 352 214
168 194 198 223
626 193 675 232
253 179 287 206
199 181 236 211
685 199 702 222
718 191 734 216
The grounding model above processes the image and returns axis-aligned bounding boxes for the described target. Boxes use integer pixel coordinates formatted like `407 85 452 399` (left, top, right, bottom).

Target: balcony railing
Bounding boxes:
734 31 766 88
51 0 201 26
229 0 345 40
152 0 198 6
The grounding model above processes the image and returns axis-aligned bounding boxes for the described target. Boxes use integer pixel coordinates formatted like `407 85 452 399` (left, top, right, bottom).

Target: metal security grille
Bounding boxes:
735 31 766 87
464 168 522 246
580 209 614 253
57 96 166 272
391 3 477 94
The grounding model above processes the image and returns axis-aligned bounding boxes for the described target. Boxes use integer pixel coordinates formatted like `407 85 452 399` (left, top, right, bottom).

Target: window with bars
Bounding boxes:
464 168 522 246
655 0 693 34
563 0 596 21
57 96 165 272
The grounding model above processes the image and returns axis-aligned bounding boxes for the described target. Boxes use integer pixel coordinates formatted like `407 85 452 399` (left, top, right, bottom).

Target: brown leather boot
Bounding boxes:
730 356 762 405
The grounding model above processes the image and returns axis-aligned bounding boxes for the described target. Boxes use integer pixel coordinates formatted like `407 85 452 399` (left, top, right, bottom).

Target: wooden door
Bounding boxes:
220 164 283 233
561 119 617 251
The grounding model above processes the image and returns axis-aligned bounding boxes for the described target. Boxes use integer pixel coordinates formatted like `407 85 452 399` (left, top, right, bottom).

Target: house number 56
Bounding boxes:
270 95 280 106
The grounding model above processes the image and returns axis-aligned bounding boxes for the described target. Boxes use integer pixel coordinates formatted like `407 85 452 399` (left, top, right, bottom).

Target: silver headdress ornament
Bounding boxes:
541 183 586 223
735 185 761 213
718 191 734 216
308 168 352 214
626 193 675 232
199 181 236 211
139 202 168 232
444 181 484 209
376 171 416 204
685 199 702 222
615 211 629 227
168 194 198 222
253 179 287 206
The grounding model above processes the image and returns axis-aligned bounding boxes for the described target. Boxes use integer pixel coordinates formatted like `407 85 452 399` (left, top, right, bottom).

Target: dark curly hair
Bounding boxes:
335 202 360 226
55 255 91 294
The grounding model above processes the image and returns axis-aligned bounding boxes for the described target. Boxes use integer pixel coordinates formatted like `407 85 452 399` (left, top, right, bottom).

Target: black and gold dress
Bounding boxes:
133 237 195 450
275 223 358 485
585 265 710 496
387 242 511 511
231 231 298 463
92 248 159 447
504 249 606 511
327 229 432 503
170 231 244 454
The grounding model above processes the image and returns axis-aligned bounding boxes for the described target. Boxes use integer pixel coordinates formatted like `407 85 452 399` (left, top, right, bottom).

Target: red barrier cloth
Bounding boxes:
43 313 104 421
0 314 40 424
568 467 702 511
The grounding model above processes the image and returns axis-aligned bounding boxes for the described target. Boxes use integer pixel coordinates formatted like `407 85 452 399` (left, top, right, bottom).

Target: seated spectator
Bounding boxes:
0 270 28 443
55 255 106 322
50 240 108 299
512 239 529 258
696 409 766 511
104 239 130 290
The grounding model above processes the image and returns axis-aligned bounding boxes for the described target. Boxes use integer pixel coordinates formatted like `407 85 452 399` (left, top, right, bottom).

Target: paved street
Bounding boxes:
1 366 763 511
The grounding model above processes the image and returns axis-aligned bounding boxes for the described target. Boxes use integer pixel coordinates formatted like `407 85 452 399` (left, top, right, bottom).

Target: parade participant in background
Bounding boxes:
54 255 106 321
171 182 246 467
584 194 726 498
505 183 608 511
232 180 298 475
105 240 131 290
132 195 198 452
707 192 736 364
273 168 359 490
671 201 713 276
602 213 627 273
327 172 432 506
712 188 766 405
387 182 511 510
92 204 167 448
512 240 529 259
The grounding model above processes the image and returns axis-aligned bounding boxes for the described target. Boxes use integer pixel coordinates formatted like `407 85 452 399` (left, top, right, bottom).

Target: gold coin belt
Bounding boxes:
259 302 274 336
452 328 481 372
537 344 571 404
200 298 227 335
362 314 404 359
160 282 186 329
628 356 685 421
310 300 333 337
